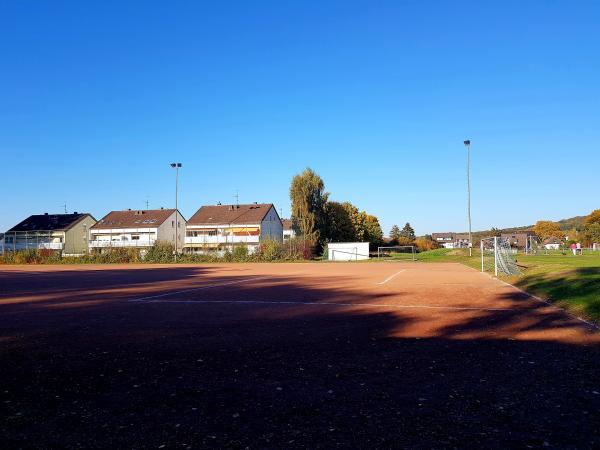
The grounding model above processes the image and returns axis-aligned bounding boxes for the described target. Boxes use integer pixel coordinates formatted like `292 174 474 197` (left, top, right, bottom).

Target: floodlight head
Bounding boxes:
170 163 182 168
463 140 471 146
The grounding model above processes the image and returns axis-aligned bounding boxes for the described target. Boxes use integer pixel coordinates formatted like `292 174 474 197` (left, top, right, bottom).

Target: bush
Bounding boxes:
0 238 313 265
145 242 175 263
414 238 439 252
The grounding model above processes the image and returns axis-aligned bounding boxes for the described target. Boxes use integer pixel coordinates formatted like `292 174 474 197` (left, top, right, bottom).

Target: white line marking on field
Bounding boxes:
377 270 406 285
495 278 600 331
129 276 273 302
134 298 513 311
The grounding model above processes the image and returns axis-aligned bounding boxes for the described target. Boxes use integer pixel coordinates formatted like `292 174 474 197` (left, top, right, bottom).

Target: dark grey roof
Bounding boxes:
7 213 93 232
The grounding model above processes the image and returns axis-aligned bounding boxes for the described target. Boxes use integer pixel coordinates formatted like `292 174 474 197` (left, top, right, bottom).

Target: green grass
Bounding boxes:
409 248 600 324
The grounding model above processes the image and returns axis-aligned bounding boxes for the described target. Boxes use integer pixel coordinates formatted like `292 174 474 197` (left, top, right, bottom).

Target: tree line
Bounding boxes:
532 209 600 245
289 168 383 251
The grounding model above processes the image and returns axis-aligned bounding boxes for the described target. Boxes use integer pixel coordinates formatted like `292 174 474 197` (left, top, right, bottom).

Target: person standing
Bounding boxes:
570 242 577 256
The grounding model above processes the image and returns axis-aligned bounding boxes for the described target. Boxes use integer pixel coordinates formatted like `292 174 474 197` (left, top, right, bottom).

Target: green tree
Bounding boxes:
400 222 416 241
290 168 328 245
364 215 384 248
389 225 401 244
323 201 355 242
583 223 600 245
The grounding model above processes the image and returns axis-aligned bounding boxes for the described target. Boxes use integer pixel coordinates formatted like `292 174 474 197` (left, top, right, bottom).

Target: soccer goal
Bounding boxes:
377 246 416 261
480 237 520 276
525 235 548 255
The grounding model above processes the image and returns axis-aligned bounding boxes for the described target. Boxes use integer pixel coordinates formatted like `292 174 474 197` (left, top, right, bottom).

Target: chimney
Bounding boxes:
74 211 78 214
44 212 48 215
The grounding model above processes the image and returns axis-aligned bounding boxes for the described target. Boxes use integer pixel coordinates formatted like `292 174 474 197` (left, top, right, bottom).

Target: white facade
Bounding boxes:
260 206 283 241
544 243 561 250
90 211 186 252
185 205 282 253
328 242 370 261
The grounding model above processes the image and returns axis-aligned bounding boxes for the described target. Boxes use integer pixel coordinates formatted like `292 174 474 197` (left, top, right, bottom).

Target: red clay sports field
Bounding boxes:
1 262 599 448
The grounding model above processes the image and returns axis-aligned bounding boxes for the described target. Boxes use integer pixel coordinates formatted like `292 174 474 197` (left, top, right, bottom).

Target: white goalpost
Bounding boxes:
480 236 520 276
377 246 416 261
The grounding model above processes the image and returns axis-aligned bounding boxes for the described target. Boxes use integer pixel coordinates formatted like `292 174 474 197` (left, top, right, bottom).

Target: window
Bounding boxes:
132 235 140 241
172 220 175 228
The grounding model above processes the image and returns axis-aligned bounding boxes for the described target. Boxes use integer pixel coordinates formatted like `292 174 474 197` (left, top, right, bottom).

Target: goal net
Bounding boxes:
480 237 520 276
377 246 416 261
525 235 547 255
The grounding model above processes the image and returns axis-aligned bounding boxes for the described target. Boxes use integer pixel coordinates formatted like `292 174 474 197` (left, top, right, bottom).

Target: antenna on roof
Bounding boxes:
145 197 150 210
234 190 239 208
61 202 67 214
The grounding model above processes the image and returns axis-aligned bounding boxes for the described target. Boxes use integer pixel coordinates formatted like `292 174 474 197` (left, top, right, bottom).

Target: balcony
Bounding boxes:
3 242 64 250
89 239 156 248
185 235 260 245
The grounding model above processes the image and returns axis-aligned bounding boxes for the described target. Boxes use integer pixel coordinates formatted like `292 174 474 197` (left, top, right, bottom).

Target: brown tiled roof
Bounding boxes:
282 219 293 230
188 204 275 226
92 209 177 229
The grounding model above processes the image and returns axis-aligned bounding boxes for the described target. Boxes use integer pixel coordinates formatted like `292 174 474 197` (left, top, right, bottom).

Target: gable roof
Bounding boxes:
188 204 275 226
7 213 94 232
92 209 178 229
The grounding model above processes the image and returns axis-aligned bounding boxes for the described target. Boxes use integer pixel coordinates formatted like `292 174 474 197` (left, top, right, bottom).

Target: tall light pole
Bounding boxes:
170 163 182 261
464 140 472 256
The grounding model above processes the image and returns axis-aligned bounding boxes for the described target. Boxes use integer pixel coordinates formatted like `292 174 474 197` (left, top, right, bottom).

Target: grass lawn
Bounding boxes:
395 248 600 324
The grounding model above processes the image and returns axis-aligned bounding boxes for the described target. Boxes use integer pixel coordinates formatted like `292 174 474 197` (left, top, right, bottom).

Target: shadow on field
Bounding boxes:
515 266 600 320
0 266 599 449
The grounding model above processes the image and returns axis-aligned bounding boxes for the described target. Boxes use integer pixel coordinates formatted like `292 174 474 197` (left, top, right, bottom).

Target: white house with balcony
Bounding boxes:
185 203 282 254
3 212 97 255
89 208 186 253
282 219 296 241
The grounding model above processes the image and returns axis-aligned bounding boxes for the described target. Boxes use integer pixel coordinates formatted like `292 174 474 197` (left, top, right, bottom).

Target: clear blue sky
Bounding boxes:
1 1 599 235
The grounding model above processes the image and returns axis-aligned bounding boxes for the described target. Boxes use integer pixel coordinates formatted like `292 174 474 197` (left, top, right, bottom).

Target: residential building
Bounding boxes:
185 203 282 254
431 232 470 249
543 237 562 250
3 213 96 255
501 231 537 249
282 219 296 240
89 208 186 252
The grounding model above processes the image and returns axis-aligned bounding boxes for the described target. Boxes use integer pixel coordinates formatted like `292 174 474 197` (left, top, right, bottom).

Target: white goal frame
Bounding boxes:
377 246 416 261
480 236 520 276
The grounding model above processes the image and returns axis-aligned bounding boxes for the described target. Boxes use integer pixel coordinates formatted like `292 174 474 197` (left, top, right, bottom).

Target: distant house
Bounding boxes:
501 231 537 249
431 232 470 249
3 213 97 255
543 237 563 250
185 203 282 254
282 219 296 241
89 209 186 252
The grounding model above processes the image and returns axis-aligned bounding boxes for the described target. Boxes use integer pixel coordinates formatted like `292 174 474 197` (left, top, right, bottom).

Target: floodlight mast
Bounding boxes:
170 163 182 261
464 140 472 256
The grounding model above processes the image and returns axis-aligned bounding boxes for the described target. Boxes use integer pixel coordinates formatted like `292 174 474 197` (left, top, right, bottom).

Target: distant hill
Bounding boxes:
478 214 588 236
557 215 587 231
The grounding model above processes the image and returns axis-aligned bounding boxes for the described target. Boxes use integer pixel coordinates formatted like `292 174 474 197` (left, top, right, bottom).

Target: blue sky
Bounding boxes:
1 1 599 235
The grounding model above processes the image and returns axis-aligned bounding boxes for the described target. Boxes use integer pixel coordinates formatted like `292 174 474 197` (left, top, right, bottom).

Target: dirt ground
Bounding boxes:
1 262 599 449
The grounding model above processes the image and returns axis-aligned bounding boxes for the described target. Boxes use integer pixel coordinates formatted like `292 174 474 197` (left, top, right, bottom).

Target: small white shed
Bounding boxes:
327 242 370 261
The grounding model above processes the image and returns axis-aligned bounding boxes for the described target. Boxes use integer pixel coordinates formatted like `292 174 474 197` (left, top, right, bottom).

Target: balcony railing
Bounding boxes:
89 240 156 248
185 235 260 245
3 242 64 250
